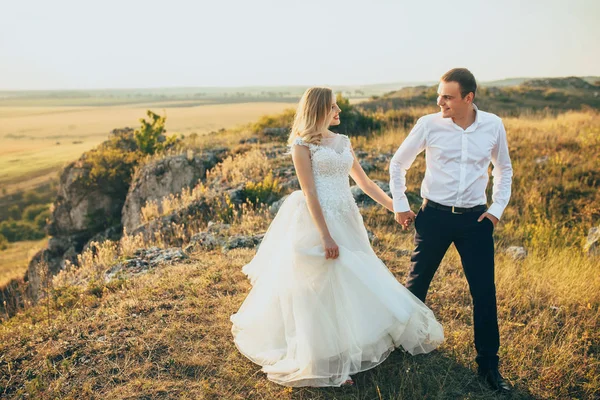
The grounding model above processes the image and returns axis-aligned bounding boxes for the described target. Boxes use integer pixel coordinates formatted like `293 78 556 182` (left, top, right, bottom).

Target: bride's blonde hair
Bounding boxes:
288 87 333 145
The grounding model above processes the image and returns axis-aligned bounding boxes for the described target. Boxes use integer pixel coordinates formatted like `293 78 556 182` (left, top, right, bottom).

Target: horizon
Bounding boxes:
1 75 597 93
1 0 599 91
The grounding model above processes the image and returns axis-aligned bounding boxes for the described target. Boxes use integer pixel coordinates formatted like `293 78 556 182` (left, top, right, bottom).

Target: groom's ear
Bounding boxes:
463 91 475 104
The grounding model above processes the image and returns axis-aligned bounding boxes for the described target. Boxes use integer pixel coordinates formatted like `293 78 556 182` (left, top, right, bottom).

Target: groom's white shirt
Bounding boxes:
389 104 513 219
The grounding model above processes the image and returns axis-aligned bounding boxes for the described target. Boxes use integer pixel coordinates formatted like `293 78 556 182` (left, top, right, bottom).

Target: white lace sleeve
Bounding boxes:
340 134 352 152
289 137 315 154
291 137 308 148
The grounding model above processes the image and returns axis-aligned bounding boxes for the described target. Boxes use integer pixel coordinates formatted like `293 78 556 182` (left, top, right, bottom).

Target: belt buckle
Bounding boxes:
451 206 462 214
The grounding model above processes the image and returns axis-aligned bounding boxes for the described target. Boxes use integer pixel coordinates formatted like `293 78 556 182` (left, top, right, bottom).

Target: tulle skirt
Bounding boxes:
230 190 444 387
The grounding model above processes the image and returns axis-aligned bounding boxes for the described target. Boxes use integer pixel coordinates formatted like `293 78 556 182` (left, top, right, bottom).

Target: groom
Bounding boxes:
389 68 513 394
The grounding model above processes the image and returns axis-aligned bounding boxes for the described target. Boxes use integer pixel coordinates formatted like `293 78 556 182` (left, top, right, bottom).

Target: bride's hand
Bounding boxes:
322 236 339 259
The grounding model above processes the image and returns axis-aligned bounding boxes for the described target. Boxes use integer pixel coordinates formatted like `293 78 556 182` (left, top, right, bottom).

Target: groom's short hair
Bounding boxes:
441 68 477 99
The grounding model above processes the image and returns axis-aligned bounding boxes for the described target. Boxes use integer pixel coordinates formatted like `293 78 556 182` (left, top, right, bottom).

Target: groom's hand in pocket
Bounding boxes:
395 211 416 230
478 212 499 227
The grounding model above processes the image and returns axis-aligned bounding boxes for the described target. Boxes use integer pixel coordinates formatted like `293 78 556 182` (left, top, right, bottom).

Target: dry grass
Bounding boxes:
0 110 598 399
206 148 273 187
0 102 294 193
0 220 597 399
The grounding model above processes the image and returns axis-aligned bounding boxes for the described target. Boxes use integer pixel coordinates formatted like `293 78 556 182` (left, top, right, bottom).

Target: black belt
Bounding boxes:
423 199 487 214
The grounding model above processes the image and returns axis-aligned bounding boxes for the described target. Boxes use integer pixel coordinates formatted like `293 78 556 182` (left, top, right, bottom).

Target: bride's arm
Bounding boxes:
349 147 394 213
291 144 339 259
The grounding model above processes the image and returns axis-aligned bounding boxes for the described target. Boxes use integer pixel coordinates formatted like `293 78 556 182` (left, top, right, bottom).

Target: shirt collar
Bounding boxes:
450 103 480 132
466 103 480 132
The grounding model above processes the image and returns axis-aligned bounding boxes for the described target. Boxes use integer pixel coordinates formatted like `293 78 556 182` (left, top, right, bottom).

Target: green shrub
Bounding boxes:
21 204 50 222
52 285 83 310
85 145 140 196
33 209 51 230
0 220 45 242
242 174 283 205
251 109 295 134
380 109 418 129
0 234 8 250
331 93 380 136
134 110 178 155
7 205 21 220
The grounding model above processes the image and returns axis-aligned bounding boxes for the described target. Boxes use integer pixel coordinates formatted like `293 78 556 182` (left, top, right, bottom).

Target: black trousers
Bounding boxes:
406 203 500 370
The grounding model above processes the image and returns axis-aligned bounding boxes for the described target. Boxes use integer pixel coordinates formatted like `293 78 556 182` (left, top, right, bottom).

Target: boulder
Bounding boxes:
122 152 220 233
48 161 122 238
222 234 265 253
505 246 527 261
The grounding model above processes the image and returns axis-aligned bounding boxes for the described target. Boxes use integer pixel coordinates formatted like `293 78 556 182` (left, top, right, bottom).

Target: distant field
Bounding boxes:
0 238 47 287
0 101 296 193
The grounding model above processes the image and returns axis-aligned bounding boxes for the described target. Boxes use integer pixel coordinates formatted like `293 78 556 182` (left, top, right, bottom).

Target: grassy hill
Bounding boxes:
0 100 598 399
361 77 600 116
482 76 600 87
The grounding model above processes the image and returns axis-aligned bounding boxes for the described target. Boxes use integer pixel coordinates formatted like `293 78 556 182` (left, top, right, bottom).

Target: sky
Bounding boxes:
0 0 599 90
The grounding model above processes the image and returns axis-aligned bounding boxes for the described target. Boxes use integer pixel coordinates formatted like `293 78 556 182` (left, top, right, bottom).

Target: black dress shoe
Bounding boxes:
478 367 512 394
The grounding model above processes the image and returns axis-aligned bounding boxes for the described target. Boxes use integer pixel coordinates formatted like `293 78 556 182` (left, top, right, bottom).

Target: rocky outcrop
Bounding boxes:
104 247 188 283
28 133 132 301
122 152 221 233
49 162 122 238
27 134 223 302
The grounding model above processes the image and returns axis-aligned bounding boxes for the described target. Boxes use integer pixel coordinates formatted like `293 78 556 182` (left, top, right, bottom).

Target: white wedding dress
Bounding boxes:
230 134 444 387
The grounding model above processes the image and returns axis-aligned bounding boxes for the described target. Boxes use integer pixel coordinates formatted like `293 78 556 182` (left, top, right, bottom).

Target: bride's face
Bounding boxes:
328 96 342 126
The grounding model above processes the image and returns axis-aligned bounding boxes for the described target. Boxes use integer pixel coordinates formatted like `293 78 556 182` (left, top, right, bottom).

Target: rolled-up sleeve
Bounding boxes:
487 120 513 219
389 117 427 213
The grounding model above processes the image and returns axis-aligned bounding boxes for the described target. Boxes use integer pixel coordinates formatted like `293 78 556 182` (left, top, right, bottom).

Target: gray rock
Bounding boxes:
366 229 379 245
222 234 265 252
505 246 527 261
281 178 299 191
373 154 392 164
359 160 376 172
207 222 231 234
351 180 392 206
184 232 223 252
122 152 220 233
226 186 246 205
585 226 600 257
239 137 259 144
395 249 412 257
105 246 187 282
49 161 122 238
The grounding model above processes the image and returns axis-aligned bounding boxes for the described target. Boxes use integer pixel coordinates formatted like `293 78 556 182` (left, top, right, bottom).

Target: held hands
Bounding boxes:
395 211 416 230
478 212 499 227
322 235 339 259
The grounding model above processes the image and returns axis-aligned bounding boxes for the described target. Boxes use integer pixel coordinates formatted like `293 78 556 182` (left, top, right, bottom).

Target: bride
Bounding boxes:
230 87 444 387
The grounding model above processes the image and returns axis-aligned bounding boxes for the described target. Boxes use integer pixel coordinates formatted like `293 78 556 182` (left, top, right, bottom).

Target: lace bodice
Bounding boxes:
291 134 359 219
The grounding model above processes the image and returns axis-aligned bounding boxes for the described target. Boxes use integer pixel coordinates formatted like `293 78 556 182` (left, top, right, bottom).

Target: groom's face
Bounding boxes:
437 81 471 119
